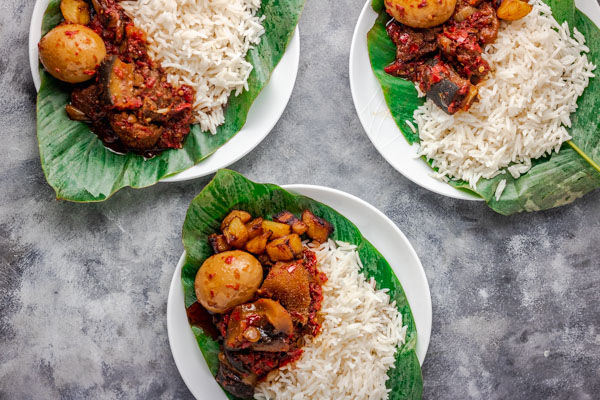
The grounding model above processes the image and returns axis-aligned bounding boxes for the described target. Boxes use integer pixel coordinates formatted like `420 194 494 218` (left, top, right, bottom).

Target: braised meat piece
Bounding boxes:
437 32 490 83
386 21 440 63
474 2 500 44
217 347 304 399
384 60 423 81
259 260 311 324
452 1 478 22
71 85 106 121
109 112 163 149
438 1 498 82
225 349 286 377
90 0 127 44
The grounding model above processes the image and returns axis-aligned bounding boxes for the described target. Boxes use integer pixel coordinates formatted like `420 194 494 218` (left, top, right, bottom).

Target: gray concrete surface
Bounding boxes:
1 0 599 399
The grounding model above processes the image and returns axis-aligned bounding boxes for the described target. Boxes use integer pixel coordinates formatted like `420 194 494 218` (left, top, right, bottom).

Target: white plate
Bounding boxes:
29 0 300 182
349 0 600 201
167 185 432 399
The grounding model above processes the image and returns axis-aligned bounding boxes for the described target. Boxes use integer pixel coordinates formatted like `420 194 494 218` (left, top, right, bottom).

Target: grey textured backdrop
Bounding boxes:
1 0 599 399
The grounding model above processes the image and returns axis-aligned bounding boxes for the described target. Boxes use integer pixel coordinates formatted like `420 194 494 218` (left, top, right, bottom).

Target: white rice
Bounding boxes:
495 179 507 201
414 0 596 198
120 0 265 134
254 240 407 400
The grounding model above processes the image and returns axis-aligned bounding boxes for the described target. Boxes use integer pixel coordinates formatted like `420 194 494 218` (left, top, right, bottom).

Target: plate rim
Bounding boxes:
349 0 600 202
28 0 300 183
167 184 432 399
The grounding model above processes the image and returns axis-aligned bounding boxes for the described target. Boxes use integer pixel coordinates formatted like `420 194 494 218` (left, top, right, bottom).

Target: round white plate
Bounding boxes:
349 0 600 201
167 185 432 399
29 0 300 182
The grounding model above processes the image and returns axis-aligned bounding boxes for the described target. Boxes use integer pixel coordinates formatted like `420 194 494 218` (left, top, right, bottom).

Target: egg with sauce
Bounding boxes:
385 0 457 28
38 24 106 83
194 250 263 314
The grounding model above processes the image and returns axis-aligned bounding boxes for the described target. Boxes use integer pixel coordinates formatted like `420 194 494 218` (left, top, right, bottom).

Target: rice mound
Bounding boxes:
120 0 265 134
254 240 407 400
414 0 596 197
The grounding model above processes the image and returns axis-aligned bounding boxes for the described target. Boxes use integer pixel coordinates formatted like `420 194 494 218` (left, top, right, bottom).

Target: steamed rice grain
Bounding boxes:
120 0 265 134
254 240 407 400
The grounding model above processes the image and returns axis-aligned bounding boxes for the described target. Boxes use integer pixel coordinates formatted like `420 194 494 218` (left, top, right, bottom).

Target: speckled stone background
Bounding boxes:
1 0 600 398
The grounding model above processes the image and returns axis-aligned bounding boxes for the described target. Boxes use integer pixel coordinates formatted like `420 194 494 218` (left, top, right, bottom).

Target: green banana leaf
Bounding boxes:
367 0 600 215
181 169 423 400
36 0 305 202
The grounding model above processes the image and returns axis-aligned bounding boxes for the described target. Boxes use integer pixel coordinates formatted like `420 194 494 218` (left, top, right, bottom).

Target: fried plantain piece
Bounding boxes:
209 234 231 254
266 234 302 262
301 210 333 243
261 220 291 239
245 231 271 255
221 210 252 232
273 211 308 235
223 217 249 249
245 218 264 240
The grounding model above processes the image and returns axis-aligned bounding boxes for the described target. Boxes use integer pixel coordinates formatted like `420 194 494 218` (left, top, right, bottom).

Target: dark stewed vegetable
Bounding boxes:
216 353 256 399
99 56 140 109
108 112 163 149
420 59 479 114
224 299 294 351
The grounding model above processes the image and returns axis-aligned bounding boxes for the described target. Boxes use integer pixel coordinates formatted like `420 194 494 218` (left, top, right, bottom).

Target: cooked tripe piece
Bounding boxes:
260 260 311 324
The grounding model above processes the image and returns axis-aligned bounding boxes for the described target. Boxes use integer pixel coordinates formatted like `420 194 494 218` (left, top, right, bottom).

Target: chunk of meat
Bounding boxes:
386 22 440 63
439 2 498 82
109 112 162 149
452 1 477 22
71 84 106 121
437 31 490 82
472 2 500 44
91 0 127 43
224 349 283 379
259 261 311 324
